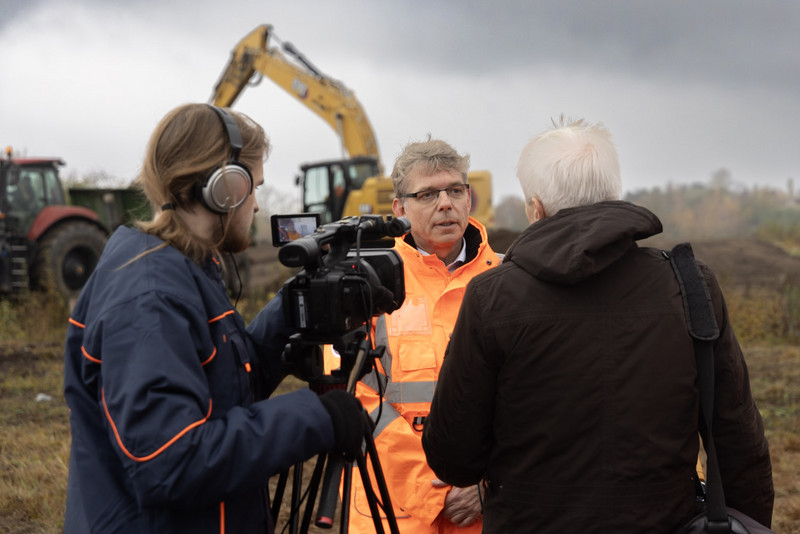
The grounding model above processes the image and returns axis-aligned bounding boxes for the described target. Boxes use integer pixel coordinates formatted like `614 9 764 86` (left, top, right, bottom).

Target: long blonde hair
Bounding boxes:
135 103 269 263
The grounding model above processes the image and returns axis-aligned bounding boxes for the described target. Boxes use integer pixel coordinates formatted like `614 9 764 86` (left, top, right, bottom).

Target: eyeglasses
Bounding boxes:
398 184 470 204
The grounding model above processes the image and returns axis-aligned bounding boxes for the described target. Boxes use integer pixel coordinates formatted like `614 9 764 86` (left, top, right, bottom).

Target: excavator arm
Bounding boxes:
211 24 381 171
211 24 493 227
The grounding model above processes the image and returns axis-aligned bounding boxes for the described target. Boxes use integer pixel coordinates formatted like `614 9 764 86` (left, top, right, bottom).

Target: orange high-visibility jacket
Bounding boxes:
339 218 500 533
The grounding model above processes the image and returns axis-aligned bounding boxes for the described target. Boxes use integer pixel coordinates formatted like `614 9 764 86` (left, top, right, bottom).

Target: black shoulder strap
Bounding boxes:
668 243 730 528
669 243 719 342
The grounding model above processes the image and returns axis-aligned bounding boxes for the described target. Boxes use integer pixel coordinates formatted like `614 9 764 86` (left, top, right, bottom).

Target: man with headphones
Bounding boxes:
63 103 368 534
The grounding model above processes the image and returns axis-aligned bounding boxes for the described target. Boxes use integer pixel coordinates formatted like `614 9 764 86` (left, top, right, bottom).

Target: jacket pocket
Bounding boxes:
205 319 252 410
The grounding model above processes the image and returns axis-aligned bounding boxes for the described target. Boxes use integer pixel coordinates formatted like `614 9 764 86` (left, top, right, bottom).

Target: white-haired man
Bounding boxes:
422 118 773 533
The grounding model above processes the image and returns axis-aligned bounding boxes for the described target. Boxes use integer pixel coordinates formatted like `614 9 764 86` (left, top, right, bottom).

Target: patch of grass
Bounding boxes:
726 289 797 345
745 346 800 533
0 300 25 341
0 288 71 346
0 343 70 533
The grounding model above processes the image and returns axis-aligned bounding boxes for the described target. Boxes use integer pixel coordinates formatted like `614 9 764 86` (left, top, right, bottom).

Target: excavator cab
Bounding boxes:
299 156 382 223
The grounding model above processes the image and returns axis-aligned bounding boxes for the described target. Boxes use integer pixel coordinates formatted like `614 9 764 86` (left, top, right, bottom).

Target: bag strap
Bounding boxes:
668 243 732 530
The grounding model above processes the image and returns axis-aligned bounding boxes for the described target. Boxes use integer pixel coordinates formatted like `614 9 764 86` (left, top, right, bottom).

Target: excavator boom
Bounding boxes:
211 24 381 168
211 24 493 227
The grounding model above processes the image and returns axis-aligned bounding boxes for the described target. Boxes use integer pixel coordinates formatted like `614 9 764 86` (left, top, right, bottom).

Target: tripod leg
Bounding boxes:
271 470 289 524
363 428 400 534
340 460 354 533
289 462 303 534
301 453 328 533
355 452 386 534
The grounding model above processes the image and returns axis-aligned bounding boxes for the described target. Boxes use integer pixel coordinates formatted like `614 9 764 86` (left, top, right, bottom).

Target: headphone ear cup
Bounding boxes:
200 162 253 214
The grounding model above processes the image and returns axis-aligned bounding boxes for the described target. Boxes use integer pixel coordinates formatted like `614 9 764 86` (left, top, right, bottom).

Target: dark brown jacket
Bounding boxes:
422 201 773 533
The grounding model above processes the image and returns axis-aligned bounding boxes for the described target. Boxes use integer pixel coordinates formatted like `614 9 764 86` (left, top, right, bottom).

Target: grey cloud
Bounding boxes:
2 0 797 199
0 0 48 30
309 1 799 94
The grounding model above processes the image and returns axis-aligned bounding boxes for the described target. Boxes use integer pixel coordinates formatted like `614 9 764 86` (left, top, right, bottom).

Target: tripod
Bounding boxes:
272 334 400 534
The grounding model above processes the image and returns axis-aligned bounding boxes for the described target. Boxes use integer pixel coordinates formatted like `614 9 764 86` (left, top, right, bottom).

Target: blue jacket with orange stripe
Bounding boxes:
63 226 334 533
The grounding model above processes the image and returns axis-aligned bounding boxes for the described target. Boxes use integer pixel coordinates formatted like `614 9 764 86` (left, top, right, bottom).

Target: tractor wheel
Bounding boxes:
32 221 107 300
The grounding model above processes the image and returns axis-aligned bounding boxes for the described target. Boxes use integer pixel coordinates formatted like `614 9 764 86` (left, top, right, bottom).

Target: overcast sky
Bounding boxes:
2 0 798 208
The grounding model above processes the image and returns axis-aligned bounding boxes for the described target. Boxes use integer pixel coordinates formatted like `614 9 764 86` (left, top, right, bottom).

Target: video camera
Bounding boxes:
272 213 409 383
271 214 407 533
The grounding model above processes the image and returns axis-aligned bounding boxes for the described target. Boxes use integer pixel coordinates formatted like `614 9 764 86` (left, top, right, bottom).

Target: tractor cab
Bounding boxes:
1 156 67 236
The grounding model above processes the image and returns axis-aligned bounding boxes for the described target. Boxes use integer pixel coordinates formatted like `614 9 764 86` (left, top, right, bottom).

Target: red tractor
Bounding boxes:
1 150 108 300
2 148 252 302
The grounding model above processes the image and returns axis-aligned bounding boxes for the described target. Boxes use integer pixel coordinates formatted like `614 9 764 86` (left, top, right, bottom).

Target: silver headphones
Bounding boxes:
199 105 253 214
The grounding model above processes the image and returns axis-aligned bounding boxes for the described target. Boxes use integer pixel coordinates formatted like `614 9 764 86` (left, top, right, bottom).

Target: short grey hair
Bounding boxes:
391 137 470 197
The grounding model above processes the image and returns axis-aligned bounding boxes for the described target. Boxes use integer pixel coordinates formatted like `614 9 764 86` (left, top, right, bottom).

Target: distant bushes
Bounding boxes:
757 210 800 255
625 180 800 345
625 179 800 244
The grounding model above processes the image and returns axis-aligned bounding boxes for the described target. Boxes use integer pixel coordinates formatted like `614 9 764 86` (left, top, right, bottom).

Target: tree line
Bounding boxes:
494 171 800 249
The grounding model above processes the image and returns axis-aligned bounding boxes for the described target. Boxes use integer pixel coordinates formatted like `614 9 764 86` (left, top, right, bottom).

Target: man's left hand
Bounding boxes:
431 479 482 528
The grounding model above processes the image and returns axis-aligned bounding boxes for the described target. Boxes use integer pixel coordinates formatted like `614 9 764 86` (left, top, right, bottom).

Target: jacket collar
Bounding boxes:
506 201 662 285
402 219 485 266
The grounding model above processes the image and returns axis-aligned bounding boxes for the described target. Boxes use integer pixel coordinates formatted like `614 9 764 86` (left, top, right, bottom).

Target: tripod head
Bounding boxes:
281 326 385 395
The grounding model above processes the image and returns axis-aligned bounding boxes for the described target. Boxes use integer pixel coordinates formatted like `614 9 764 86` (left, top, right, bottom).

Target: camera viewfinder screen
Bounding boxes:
271 214 320 246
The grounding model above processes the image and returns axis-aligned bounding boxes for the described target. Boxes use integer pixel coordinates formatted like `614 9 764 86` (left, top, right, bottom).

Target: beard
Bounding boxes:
212 212 252 253
220 223 251 253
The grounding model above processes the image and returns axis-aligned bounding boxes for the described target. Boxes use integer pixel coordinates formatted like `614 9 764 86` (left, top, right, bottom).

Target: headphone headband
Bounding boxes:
198 105 253 214
207 105 243 160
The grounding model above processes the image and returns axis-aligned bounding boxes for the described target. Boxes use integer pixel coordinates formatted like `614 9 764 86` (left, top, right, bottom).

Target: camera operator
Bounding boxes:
327 138 500 532
62 103 366 534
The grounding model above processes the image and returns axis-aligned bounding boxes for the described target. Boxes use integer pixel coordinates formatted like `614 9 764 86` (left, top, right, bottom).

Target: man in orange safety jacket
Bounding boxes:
327 138 500 532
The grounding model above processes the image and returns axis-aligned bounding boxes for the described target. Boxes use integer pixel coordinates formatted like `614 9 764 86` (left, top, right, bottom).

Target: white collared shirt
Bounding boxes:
417 237 467 273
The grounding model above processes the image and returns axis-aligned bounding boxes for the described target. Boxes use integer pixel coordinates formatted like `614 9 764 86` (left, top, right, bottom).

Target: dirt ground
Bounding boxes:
643 236 800 293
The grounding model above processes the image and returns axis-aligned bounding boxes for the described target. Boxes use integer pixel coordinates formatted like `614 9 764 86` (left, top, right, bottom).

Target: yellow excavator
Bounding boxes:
211 24 494 226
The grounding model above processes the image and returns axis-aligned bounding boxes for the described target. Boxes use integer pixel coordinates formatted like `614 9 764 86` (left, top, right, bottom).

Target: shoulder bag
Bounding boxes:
669 243 774 534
